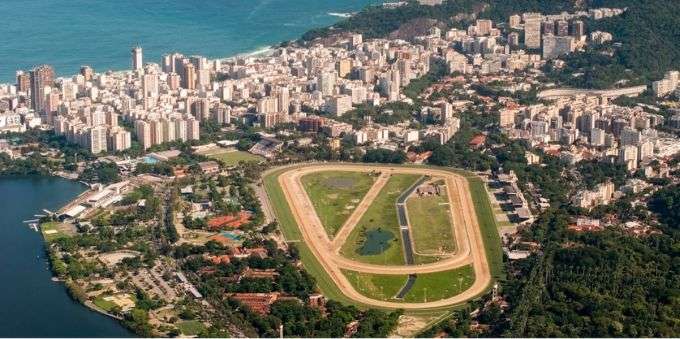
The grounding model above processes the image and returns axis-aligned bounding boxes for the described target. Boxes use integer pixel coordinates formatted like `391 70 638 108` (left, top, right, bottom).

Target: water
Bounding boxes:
0 176 132 337
0 0 380 82
358 228 395 255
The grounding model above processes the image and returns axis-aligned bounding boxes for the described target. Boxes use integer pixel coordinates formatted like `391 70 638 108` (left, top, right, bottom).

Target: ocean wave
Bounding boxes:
217 46 276 62
327 12 353 18
243 46 275 57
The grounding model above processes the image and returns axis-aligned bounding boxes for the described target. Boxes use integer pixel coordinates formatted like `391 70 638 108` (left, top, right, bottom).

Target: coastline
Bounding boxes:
0 176 131 336
0 1 352 331
38 183 133 333
0 0 378 83
2 174 127 332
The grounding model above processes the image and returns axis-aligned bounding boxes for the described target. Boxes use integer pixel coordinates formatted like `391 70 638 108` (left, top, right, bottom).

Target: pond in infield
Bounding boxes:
358 227 396 256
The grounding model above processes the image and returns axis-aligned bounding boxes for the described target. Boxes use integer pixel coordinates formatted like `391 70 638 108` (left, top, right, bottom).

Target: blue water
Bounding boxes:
143 156 159 164
0 0 379 82
220 231 243 240
0 176 132 337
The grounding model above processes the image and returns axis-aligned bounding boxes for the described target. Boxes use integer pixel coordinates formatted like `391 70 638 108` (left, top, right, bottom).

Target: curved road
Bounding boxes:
274 164 492 309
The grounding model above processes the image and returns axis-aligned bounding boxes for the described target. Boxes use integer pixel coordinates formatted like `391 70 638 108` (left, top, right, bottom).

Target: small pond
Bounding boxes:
358 228 395 255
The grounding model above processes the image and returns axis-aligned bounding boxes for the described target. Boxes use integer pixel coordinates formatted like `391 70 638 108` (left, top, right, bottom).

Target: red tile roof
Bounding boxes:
207 211 253 230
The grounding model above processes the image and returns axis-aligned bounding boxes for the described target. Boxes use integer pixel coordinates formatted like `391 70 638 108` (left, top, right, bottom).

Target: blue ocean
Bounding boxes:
0 0 379 82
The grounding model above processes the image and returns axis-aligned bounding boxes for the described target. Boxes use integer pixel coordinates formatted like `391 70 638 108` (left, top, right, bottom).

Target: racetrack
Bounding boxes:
271 163 493 309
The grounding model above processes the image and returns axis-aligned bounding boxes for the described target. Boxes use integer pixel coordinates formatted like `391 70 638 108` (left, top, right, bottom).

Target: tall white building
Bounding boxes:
524 14 542 49
542 35 574 59
135 120 152 150
187 117 200 141
85 125 108 154
132 46 143 71
318 71 337 97
108 128 132 152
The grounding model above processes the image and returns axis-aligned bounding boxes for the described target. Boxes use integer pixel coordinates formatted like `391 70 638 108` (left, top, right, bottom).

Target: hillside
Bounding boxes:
302 0 680 88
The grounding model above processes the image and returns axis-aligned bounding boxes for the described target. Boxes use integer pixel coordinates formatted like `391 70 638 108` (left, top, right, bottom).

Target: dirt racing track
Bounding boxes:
271 163 493 310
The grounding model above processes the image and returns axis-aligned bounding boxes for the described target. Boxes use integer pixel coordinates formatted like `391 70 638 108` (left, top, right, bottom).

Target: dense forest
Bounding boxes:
301 0 482 41
425 205 680 337
546 0 680 88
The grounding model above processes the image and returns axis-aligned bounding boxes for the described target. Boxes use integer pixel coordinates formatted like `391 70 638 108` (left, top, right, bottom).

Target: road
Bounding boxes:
272 164 493 309
537 85 647 100
252 182 276 225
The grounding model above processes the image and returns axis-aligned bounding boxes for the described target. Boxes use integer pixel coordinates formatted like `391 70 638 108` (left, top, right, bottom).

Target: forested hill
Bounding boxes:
420 183 680 337
590 0 680 82
302 0 680 88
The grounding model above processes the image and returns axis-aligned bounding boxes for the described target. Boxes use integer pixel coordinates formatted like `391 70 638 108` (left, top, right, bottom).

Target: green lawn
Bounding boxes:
340 174 421 266
177 320 205 336
342 270 406 301
40 222 74 243
207 149 263 166
467 177 504 281
407 194 456 256
301 170 376 236
93 296 117 312
343 265 475 303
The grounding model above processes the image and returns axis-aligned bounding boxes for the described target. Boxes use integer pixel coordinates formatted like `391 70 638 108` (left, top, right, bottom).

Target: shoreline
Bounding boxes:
0 5 359 84
38 189 132 334
0 175 132 336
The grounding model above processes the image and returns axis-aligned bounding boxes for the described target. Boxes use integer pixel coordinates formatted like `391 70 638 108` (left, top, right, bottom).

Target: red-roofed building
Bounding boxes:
469 134 487 149
207 211 253 230
241 267 279 280
173 166 188 178
406 151 432 164
204 254 231 265
230 246 268 259
229 293 280 315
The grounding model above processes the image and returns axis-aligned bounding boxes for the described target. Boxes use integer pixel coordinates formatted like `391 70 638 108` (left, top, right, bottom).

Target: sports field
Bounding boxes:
203 148 263 166
300 170 376 236
41 221 76 243
339 174 421 266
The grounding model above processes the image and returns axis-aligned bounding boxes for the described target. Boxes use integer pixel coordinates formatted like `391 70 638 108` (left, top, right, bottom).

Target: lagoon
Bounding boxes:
0 177 132 337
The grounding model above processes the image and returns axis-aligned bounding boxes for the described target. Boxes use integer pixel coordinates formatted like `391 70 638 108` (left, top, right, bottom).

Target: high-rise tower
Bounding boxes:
29 64 55 113
132 46 143 70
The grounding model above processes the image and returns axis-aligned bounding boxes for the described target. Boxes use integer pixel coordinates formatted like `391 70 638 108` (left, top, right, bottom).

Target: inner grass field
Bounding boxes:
340 174 421 266
343 265 475 303
407 193 456 257
300 170 376 237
